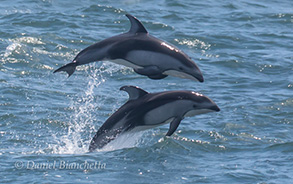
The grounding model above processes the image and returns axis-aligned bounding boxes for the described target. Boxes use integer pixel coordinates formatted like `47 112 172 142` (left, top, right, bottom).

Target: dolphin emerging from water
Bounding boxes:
89 86 219 151
54 14 204 82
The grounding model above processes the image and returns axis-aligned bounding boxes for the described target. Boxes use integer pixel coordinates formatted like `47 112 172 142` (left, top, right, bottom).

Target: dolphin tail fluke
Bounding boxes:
53 62 77 77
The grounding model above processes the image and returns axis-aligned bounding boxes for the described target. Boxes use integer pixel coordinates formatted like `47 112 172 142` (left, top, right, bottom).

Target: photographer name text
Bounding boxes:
14 160 106 170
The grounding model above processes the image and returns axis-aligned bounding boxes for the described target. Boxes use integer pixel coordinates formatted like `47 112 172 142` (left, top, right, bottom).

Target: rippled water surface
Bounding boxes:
1 0 292 183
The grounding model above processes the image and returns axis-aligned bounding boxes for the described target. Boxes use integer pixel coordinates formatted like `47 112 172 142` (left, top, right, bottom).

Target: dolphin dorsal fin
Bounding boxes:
120 85 148 101
126 14 148 34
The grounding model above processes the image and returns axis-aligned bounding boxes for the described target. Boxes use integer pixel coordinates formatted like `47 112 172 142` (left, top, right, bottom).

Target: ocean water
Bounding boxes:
0 0 292 183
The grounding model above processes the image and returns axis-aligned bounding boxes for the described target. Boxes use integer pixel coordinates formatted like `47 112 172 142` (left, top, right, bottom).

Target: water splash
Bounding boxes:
48 64 107 154
48 62 133 154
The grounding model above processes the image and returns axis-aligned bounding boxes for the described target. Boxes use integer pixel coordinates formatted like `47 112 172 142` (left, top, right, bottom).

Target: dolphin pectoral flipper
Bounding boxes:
134 66 160 75
148 74 168 80
165 117 182 136
53 62 77 77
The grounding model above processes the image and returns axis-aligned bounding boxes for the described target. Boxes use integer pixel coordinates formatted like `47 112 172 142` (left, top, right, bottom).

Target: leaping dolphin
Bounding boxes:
54 14 204 82
89 86 220 152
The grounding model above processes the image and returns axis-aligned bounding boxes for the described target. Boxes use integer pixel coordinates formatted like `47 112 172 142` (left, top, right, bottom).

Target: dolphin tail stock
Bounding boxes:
89 132 113 152
53 62 77 77
89 125 127 152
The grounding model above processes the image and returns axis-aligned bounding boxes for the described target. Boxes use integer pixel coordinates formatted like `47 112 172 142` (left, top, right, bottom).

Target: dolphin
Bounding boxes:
89 86 220 151
54 14 204 82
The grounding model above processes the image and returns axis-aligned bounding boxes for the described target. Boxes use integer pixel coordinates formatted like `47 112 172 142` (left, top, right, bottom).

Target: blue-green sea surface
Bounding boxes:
0 0 292 183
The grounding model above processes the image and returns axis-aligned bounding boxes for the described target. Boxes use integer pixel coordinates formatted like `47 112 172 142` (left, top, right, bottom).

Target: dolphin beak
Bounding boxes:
189 71 204 82
190 67 204 82
196 73 204 83
195 67 204 82
211 104 220 112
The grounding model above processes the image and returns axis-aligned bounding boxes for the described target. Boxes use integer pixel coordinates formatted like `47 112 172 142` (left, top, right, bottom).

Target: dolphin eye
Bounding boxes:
179 67 184 71
193 105 197 108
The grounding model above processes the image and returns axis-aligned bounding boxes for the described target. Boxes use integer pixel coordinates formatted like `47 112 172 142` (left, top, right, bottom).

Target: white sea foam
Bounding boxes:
4 42 21 58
